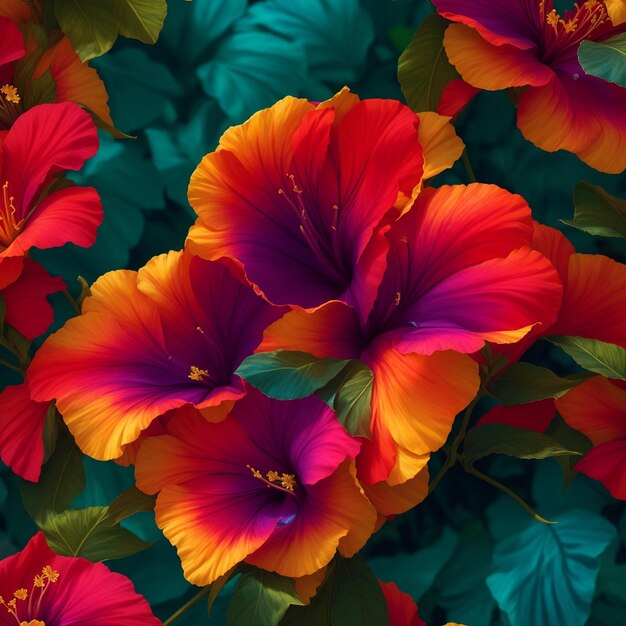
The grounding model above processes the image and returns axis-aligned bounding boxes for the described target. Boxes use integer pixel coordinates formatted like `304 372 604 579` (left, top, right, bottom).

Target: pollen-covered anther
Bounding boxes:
546 9 560 27
188 365 210 381
563 18 578 31
279 473 296 491
247 465 297 492
0 84 20 104
394 291 402 306
13 589 28 601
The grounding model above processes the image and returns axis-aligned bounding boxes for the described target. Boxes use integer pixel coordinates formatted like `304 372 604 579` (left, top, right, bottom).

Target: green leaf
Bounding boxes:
488 361 592 405
39 506 151 561
579 33 626 88
548 336 626 380
227 570 303 626
112 0 167 44
562 181 626 239
330 361 374 438
236 351 350 400
107 486 156 525
463 423 581 465
54 0 119 61
24 69 56 109
398 14 459 112
21 429 85 522
331 555 390 626
487 510 616 626
280 572 333 625
545 414 593 486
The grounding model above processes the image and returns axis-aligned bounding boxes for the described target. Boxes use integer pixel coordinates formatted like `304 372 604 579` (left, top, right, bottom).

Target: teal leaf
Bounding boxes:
486 510 616 626
579 33 626 88
369 527 459 600
197 30 308 122
463 424 581 465
488 362 592 405
238 0 375 85
398 14 459 112
548 336 626 380
236 351 351 400
227 570 303 626
436 532 495 626
93 49 181 131
562 181 626 239
162 0 247 65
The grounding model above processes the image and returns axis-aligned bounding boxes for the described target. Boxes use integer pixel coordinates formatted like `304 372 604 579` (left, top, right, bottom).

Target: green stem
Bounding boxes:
163 587 211 626
461 149 477 183
62 289 81 315
0 357 24 375
467 465 556 524
429 391 483 493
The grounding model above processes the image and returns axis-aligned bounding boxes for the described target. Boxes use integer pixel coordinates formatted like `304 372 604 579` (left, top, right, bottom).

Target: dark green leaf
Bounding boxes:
331 555 390 626
579 33 626 88
548 336 626 380
39 506 151 561
280 573 333 625
21 428 84 521
398 14 459 112
464 423 581 465
562 181 626 239
236 351 350 400
227 570 303 626
488 362 592 405
545 414 593 486
107 486 156 525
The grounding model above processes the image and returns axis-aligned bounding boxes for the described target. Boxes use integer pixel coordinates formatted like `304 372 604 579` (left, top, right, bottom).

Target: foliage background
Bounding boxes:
1 0 625 624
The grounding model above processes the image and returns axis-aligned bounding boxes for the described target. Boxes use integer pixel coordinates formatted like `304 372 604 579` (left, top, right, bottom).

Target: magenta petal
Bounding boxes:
0 16 24 67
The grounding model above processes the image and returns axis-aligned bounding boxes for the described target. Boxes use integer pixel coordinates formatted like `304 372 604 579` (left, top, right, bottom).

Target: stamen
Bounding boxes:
0 180 24 248
1 565 58 625
394 292 401 306
0 84 20 104
188 365 210 381
247 465 297 494
546 9 560 28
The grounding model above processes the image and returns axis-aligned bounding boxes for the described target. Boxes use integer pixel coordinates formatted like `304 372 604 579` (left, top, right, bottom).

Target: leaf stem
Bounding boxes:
0 356 24 375
429 391 483 493
163 587 211 626
467 465 556 524
461 148 477 183
62 289 81 315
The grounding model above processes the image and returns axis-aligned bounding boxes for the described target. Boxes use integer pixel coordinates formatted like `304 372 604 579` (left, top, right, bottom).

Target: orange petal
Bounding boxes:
416 111 464 181
364 342 479 485
444 23 553 90
556 377 626 445
364 467 429 517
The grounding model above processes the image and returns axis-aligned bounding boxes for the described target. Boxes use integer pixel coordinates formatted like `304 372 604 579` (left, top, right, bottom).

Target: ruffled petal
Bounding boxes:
362 340 479 485
556 376 626 445
434 0 541 49
1 257 65 339
1 102 99 212
0 381 48 481
444 23 553 90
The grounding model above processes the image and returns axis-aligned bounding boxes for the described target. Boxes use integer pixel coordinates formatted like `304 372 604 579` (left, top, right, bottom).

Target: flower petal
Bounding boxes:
444 23 553 90
1 257 65 339
556 377 626 445
433 0 540 49
1 102 99 211
0 15 24 67
476 400 555 433
364 467 429 517
553 254 626 349
0 381 48 481
575 441 626 500
362 340 479 485
2 186 103 257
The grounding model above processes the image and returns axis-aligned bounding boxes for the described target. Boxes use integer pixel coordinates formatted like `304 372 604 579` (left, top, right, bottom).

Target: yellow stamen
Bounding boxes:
546 9 560 27
13 590 27 601
563 18 578 32
247 465 297 492
0 84 20 104
188 365 210 381
394 291 401 306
